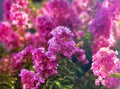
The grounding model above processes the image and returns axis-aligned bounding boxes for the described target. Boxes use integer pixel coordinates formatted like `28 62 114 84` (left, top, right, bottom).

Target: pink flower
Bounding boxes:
36 15 55 44
19 69 41 89
91 35 115 54
90 7 115 54
48 26 76 58
32 48 58 78
10 11 29 28
96 61 120 89
91 47 120 88
90 7 112 38
11 46 34 70
3 0 13 21
74 48 89 64
15 0 29 8
24 32 42 47
48 0 81 29
48 26 88 64
0 22 22 50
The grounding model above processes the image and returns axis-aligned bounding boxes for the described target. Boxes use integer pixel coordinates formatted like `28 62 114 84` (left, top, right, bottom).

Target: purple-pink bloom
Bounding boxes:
95 60 120 89
91 35 115 54
10 45 34 70
19 69 40 89
5 2 30 29
91 47 120 88
10 11 29 29
10 3 22 12
90 7 115 54
48 26 88 64
48 0 81 29
74 48 88 64
0 22 22 50
101 76 120 89
15 0 29 8
3 0 13 21
24 32 42 48
90 7 112 38
48 26 76 58
36 15 55 44
32 48 58 78
108 0 120 21
92 47 118 76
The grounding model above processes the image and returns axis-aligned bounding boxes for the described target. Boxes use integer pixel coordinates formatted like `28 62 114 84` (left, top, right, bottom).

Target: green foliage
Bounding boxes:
83 31 93 61
0 44 4 58
110 73 120 78
0 74 21 89
39 58 107 89
40 58 81 89
72 71 108 89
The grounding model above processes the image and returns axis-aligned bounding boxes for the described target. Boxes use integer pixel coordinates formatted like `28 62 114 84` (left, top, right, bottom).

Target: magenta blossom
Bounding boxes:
91 47 120 88
19 69 41 89
32 48 58 78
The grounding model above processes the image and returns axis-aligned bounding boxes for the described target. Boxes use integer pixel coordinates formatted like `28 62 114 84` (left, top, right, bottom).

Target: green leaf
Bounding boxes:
63 85 73 89
54 80 62 89
110 73 120 78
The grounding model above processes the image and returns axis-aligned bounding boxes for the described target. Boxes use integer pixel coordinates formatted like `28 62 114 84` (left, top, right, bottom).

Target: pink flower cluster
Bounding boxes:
32 48 58 78
12 46 58 89
90 1 120 88
91 47 120 89
48 26 88 64
48 26 75 58
90 0 120 54
19 69 40 89
90 7 115 54
4 0 29 29
48 0 81 29
0 22 22 49
24 32 42 48
39 0 81 30
11 46 34 70
36 15 55 45
1 0 120 89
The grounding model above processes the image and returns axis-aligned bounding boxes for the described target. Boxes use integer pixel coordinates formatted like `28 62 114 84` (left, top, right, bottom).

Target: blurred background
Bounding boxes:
0 0 4 20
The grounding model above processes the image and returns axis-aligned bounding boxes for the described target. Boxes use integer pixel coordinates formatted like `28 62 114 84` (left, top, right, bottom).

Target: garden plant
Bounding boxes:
0 0 120 89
